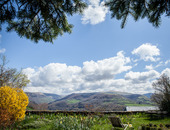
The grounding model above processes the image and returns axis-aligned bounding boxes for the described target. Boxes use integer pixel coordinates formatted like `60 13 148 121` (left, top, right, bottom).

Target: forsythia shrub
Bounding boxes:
0 109 13 127
0 86 29 127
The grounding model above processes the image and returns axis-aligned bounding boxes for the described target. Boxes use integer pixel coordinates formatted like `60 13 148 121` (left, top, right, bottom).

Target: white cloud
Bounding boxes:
24 63 82 87
125 70 160 84
81 0 108 24
0 48 6 53
145 61 165 70
82 51 132 81
23 52 132 95
155 61 163 68
89 0 100 6
22 68 35 78
22 43 168 95
132 43 160 62
165 60 170 65
145 64 154 70
161 68 170 77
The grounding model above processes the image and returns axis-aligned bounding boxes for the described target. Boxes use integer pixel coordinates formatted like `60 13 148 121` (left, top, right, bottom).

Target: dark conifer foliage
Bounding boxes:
1 0 169 43
105 0 170 28
0 0 86 43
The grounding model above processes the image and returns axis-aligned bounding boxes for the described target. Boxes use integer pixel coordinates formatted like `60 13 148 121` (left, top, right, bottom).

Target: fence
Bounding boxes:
26 110 148 115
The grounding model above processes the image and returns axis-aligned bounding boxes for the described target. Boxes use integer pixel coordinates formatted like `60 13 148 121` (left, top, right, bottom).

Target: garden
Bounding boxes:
0 59 170 130
1 111 170 130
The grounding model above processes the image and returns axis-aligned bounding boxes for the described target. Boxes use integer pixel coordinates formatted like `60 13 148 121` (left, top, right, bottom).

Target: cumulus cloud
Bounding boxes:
81 0 108 24
161 68 170 77
23 63 82 87
145 64 154 70
0 48 6 53
22 68 35 78
82 51 131 81
22 43 168 95
23 52 132 94
132 43 160 62
125 70 160 84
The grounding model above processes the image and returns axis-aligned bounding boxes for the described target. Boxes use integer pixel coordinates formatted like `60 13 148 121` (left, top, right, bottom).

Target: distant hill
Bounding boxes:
26 91 154 111
143 93 153 98
26 92 62 104
48 92 154 111
104 91 132 95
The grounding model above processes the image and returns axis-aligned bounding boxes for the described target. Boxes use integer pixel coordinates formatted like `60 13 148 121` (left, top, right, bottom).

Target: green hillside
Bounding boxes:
48 92 154 111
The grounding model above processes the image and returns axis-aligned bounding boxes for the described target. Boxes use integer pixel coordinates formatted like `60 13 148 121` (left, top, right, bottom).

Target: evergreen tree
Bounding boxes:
1 0 169 43
105 0 170 28
0 0 87 43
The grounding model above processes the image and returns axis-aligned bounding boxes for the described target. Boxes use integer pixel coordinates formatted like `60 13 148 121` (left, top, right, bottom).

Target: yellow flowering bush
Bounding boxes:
0 109 13 127
0 86 29 127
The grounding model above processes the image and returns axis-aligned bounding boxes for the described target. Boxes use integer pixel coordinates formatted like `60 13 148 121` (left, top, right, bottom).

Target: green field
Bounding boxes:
4 113 170 130
125 104 153 106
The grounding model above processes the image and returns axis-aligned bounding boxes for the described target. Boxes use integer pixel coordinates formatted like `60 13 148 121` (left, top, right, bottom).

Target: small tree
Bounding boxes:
0 55 30 88
0 86 29 128
151 74 170 114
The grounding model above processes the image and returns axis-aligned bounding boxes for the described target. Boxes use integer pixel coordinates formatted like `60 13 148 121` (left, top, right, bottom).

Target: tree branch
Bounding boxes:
0 0 10 8
26 9 41 29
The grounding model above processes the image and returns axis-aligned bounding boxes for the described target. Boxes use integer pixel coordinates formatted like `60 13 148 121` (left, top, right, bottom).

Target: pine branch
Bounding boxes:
121 0 131 28
26 9 41 29
0 0 10 8
121 11 128 28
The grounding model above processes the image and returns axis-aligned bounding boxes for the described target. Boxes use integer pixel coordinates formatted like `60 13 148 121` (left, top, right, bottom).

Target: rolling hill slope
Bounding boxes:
48 92 154 111
26 92 62 104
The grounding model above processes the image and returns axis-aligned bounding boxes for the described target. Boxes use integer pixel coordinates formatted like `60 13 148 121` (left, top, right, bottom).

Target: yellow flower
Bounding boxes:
0 86 29 122
60 121 62 124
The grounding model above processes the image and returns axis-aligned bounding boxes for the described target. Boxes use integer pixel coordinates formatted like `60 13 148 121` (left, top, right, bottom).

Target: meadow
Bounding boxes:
6 112 170 130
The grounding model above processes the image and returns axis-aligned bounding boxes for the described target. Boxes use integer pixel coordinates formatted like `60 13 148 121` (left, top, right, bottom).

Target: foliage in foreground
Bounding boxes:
105 0 170 28
1 0 170 42
0 0 87 43
0 55 30 88
151 74 170 114
0 86 29 128
6 113 170 130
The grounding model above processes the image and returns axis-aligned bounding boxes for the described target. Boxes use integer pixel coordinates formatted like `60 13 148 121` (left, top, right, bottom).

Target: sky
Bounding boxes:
0 0 170 95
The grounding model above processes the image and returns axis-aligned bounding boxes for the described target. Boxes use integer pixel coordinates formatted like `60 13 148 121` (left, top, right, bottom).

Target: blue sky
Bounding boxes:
0 0 170 95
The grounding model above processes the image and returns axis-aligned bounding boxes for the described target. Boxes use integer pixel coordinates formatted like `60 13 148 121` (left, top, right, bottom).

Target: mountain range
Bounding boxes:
26 91 154 111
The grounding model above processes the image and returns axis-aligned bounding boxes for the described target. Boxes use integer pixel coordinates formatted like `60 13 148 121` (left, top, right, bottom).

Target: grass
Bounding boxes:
119 113 170 129
3 113 170 130
131 116 170 129
26 106 34 110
